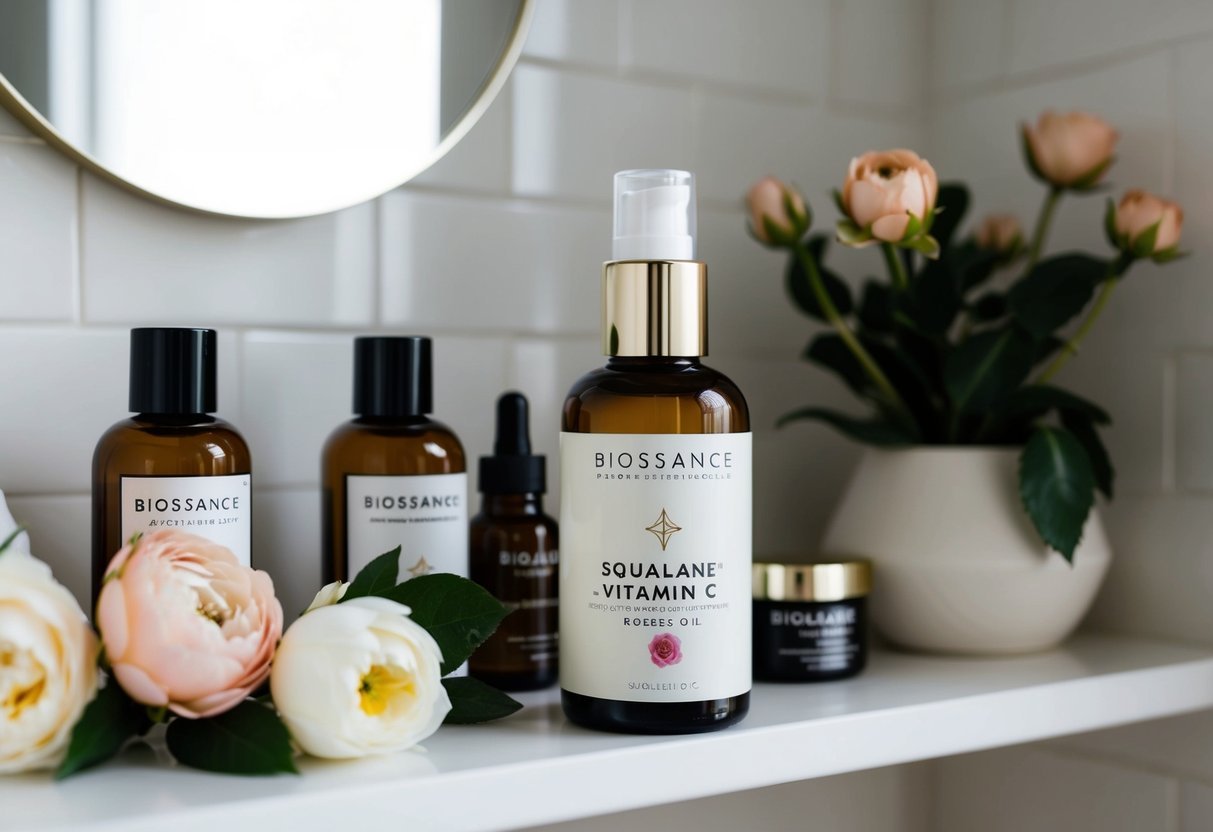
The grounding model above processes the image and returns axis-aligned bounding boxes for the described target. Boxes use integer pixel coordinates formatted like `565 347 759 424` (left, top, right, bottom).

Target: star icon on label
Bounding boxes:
645 509 682 551
407 556 433 577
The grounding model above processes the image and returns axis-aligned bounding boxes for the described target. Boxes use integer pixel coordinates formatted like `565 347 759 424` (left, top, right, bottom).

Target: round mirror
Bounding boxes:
0 0 530 218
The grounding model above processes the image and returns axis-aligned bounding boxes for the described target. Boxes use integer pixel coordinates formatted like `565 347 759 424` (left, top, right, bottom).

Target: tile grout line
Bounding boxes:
73 167 85 324
1162 353 1178 493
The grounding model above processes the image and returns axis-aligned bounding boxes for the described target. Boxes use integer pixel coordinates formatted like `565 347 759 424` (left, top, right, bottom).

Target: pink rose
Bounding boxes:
1022 111 1117 189
840 149 939 246
648 632 682 668
746 176 809 246
96 530 283 719
1113 189 1183 255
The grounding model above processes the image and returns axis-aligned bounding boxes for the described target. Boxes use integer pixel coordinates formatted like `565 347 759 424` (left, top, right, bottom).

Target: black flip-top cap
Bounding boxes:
129 327 217 414
480 392 546 495
353 336 432 417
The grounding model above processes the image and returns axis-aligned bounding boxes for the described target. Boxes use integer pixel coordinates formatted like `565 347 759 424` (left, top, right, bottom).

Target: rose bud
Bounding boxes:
0 550 99 773
1110 189 1184 259
746 176 810 246
1022 110 1118 190
838 149 940 256
975 214 1024 257
271 597 450 759
96 530 283 719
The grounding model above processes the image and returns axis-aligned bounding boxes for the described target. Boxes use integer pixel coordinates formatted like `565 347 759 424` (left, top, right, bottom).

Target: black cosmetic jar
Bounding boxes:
752 561 872 682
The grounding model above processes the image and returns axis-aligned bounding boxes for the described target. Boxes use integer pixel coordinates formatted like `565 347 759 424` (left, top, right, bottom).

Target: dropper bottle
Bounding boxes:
469 392 559 691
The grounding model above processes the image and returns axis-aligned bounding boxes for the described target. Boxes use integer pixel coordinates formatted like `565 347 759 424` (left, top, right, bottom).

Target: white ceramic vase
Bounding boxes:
820 447 1111 654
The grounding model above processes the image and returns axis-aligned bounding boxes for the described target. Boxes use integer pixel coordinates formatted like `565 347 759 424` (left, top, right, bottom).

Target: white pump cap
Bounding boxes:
612 169 696 261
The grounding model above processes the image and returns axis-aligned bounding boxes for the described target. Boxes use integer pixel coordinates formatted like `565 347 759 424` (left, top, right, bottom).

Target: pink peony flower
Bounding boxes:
96 530 283 719
746 176 809 246
648 632 682 668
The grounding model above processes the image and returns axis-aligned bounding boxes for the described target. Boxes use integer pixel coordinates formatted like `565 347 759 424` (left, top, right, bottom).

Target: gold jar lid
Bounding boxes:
752 561 872 602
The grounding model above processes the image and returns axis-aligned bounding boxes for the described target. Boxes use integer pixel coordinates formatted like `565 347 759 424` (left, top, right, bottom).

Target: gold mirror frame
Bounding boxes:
0 0 532 219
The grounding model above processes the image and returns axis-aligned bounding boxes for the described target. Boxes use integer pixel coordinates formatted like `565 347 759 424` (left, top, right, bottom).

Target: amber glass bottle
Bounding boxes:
322 336 467 585
92 328 252 602
469 393 559 691
560 170 753 734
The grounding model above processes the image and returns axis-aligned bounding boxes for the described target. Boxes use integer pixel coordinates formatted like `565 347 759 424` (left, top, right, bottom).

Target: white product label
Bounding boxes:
120 475 252 564
346 474 469 579
559 432 752 702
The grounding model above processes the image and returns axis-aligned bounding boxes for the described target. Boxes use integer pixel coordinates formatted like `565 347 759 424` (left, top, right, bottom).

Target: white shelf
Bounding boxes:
7 634 1213 832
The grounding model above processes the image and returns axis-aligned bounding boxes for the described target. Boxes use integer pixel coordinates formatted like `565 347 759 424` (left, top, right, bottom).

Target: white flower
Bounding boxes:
0 551 99 773
303 581 349 614
270 596 450 759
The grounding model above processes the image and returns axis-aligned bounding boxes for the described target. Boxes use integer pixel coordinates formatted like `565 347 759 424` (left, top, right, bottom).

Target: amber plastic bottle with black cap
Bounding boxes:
92 328 252 602
469 392 559 691
322 336 467 586
560 170 752 734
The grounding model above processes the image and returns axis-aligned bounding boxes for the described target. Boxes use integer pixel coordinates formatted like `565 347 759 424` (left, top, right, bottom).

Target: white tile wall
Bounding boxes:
0 141 77 321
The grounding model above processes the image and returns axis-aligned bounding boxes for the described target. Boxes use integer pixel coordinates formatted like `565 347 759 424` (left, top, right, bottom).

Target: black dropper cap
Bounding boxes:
129 327 217 415
479 392 546 495
353 336 432 417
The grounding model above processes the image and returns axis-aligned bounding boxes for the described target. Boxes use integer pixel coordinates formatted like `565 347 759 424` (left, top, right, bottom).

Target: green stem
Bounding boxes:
1034 267 1123 384
1024 187 1061 274
794 245 911 421
882 243 909 290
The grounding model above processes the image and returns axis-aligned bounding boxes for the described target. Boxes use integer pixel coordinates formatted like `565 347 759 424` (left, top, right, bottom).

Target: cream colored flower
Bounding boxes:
0 551 99 773
271 596 450 759
304 581 350 614
1023 111 1117 189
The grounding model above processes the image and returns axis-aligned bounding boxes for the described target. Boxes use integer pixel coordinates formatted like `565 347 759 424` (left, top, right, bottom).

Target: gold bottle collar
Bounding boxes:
752 561 873 602
602 260 707 357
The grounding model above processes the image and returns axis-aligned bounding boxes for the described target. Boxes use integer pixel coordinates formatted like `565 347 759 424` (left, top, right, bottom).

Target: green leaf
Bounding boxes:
857 281 894 332
778 407 915 446
836 217 873 247
56 681 153 779
1008 254 1108 336
804 333 868 396
944 327 1036 413
1071 156 1115 191
441 677 523 724
383 574 510 675
165 700 298 776
1103 198 1121 250
1019 427 1097 562
969 292 1007 322
1061 411 1115 499
999 384 1111 425
905 258 961 335
342 546 401 601
904 234 941 259
785 238 853 321
931 183 970 250
1131 219 1162 259
953 241 1001 292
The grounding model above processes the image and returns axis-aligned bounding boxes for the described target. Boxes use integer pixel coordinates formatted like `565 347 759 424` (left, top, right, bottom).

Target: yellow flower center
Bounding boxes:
358 664 417 717
0 644 47 720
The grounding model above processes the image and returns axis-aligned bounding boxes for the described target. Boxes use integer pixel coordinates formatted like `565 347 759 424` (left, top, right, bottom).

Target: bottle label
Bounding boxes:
345 473 469 579
559 432 752 702
120 474 252 564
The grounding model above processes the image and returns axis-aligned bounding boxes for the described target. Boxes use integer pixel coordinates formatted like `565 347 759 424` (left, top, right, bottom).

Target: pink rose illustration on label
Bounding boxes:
648 632 683 668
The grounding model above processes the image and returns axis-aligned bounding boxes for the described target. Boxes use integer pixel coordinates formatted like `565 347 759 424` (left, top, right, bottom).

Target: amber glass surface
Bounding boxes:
91 414 251 602
322 416 466 583
469 493 559 691
561 356 751 734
